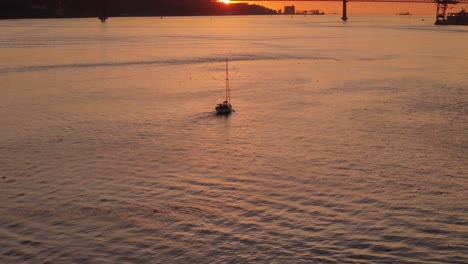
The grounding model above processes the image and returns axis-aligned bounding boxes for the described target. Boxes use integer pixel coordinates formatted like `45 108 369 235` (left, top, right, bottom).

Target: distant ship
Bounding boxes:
310 10 325 15
436 8 468 25
397 12 411 15
99 15 108 23
299 10 325 15
215 59 233 115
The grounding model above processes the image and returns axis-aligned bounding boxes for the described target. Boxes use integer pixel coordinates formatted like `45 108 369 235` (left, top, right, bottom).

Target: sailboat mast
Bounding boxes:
225 58 230 103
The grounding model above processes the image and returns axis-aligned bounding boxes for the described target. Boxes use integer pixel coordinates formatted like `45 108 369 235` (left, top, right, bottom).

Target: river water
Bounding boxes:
0 15 467 263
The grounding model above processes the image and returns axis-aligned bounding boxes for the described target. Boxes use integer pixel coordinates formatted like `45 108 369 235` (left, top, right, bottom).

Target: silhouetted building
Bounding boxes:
284 5 295 15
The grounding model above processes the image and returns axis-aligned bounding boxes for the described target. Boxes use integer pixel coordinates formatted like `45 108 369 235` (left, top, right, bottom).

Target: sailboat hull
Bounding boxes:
215 103 232 114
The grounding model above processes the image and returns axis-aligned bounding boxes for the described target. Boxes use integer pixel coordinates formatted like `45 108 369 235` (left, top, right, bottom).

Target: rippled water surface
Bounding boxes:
1 15 467 263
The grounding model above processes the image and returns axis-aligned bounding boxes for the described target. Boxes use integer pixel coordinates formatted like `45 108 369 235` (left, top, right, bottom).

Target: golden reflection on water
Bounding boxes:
0 16 467 263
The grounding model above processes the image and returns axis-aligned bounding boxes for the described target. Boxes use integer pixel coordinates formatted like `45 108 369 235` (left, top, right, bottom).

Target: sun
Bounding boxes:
219 0 231 3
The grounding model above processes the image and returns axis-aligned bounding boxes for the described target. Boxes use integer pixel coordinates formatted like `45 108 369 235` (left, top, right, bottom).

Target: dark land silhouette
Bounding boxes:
0 0 277 19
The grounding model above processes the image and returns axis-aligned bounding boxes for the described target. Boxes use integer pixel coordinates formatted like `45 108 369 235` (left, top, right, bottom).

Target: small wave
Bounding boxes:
0 60 166 74
0 53 340 75
0 51 395 75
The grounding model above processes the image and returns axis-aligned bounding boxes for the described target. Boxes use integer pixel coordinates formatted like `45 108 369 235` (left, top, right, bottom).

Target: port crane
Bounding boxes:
231 0 468 23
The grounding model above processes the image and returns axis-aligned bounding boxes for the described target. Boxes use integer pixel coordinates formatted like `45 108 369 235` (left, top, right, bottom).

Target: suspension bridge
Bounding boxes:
231 0 468 23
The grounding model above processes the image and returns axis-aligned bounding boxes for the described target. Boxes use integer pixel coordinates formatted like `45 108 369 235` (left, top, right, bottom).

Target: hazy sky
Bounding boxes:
239 1 468 14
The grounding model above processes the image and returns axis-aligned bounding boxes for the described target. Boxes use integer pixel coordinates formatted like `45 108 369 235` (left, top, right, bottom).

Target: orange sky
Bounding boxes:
239 1 468 14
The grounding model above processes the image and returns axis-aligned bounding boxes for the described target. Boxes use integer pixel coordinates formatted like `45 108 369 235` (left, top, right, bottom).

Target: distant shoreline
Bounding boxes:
0 1 277 20
1 14 282 20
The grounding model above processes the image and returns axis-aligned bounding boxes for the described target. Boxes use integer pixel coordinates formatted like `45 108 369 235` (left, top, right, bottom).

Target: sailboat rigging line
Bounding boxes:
225 58 230 103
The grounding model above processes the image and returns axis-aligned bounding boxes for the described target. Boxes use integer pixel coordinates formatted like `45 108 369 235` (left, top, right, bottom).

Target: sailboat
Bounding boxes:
215 58 233 114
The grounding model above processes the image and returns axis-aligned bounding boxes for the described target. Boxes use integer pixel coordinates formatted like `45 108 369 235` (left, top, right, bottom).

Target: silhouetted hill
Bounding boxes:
0 0 277 19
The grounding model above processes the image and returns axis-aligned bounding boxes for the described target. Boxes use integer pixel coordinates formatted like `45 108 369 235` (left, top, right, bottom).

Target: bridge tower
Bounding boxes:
342 0 348 21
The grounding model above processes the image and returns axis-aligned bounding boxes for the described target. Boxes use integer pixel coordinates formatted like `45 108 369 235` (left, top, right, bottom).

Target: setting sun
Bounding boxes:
219 0 230 4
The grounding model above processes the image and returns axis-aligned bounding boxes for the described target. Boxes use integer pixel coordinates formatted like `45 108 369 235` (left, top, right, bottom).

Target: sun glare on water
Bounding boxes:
219 0 230 3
